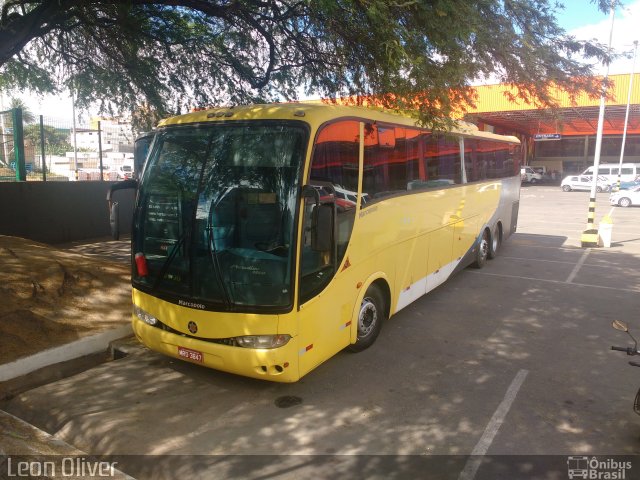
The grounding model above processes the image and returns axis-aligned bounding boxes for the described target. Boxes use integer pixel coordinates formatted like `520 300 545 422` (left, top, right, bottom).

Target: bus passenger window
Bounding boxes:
363 124 412 198
464 139 519 181
300 121 360 303
423 134 461 185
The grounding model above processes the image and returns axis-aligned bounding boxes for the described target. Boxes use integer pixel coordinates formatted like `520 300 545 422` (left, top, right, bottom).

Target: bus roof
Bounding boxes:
158 103 521 145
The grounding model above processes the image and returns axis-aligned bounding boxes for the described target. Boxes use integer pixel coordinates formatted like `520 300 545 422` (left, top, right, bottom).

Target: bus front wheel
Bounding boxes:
349 285 385 352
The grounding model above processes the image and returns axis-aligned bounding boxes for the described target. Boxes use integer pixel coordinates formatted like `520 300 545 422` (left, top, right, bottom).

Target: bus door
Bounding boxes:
296 121 362 376
107 132 155 239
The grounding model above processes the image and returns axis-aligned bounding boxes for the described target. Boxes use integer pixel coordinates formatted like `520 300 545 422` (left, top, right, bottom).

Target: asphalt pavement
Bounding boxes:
2 185 640 480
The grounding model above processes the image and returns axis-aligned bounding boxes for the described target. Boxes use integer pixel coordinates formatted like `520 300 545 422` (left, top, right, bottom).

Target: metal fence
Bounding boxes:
0 108 134 182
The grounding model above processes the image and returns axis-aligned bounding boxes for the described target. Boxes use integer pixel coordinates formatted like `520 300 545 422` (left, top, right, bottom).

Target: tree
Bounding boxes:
9 97 35 123
1 96 36 167
23 123 71 155
0 0 613 130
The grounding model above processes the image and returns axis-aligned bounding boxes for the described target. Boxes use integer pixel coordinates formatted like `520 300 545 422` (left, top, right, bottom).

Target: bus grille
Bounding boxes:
158 322 238 346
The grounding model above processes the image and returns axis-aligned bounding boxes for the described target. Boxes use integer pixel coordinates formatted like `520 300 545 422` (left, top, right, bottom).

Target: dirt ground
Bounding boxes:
0 235 132 364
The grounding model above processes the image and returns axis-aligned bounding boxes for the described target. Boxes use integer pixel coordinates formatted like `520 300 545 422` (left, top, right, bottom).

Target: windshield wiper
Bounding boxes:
151 229 189 292
205 226 233 307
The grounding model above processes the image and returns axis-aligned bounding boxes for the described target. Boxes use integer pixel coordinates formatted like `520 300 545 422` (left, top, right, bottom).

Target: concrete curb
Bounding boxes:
0 410 135 479
0 324 133 382
0 409 85 456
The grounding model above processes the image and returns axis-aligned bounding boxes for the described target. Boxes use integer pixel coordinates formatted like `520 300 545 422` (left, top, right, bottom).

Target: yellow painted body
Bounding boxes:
133 103 519 382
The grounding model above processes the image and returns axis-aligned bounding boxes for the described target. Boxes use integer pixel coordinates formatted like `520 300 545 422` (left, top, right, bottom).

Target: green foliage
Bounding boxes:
0 59 55 96
9 97 35 123
0 0 612 130
23 124 72 155
47 141 74 156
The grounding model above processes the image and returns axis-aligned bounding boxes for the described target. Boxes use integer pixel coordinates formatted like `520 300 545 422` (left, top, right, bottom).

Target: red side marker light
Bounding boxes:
341 257 351 271
135 252 149 277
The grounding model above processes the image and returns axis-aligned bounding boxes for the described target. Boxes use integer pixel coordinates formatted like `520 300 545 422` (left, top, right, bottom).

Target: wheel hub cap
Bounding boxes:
358 298 377 337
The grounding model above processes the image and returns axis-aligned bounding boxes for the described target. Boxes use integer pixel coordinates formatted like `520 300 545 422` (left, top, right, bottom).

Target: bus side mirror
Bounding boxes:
311 203 334 252
301 184 320 205
106 179 138 241
109 202 120 240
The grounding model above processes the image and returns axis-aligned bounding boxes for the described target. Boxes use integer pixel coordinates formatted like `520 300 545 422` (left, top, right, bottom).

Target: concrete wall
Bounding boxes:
0 182 136 244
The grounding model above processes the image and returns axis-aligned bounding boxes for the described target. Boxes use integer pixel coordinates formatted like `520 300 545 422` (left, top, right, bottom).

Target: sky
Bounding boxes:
555 0 608 31
565 0 640 74
4 0 640 123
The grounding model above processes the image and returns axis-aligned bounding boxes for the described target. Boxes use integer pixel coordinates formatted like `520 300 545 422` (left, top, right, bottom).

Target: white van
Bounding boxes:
111 164 134 180
521 166 543 183
581 163 640 184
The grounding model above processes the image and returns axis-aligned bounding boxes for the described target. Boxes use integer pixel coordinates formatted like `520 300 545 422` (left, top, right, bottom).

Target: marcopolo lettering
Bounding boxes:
178 299 206 309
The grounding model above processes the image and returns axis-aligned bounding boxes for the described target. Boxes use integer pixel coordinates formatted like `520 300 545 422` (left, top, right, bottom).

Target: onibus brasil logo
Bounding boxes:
567 456 632 479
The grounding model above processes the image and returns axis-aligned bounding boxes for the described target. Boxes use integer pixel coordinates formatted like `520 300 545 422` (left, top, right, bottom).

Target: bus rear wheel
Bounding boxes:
472 230 490 269
349 285 385 352
488 224 501 260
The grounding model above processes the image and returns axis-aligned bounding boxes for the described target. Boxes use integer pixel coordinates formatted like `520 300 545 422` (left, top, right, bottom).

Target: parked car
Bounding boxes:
610 185 640 207
313 185 367 211
561 175 611 192
111 164 134 180
334 185 369 205
614 176 640 190
521 166 543 184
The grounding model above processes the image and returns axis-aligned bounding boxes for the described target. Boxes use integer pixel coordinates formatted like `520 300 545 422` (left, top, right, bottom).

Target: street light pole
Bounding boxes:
615 40 638 190
581 0 616 248
71 83 79 181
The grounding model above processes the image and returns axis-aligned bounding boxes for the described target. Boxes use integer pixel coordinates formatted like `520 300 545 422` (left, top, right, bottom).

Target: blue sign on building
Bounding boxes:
533 133 562 141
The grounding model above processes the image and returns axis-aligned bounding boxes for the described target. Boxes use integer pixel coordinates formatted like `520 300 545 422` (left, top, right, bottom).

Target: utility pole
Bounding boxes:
71 82 78 181
581 0 616 248
0 92 10 166
615 40 638 190
98 120 104 181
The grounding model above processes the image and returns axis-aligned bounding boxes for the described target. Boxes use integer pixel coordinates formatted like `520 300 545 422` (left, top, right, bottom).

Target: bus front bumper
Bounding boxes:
132 316 300 382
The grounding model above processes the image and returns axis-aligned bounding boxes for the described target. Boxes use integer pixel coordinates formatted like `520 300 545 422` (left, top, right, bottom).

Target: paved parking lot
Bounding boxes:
3 185 640 479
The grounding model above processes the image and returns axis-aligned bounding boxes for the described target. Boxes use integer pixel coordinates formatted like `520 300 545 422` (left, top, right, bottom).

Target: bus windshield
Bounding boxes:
132 122 308 310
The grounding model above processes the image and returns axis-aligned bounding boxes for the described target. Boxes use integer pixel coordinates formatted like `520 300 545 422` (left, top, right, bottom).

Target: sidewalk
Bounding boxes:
55 235 131 264
0 235 133 385
1 409 134 479
0 236 137 476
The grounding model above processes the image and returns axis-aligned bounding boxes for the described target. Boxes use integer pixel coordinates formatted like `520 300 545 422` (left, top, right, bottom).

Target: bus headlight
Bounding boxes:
134 306 158 326
235 334 291 349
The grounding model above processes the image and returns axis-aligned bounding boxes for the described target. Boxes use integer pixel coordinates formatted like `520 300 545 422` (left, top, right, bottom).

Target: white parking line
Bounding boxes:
457 369 529 480
501 256 588 266
509 241 586 250
501 254 636 267
566 249 590 283
469 270 640 293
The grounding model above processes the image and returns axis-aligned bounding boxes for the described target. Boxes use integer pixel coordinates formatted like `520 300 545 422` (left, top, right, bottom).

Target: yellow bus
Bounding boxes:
130 103 521 382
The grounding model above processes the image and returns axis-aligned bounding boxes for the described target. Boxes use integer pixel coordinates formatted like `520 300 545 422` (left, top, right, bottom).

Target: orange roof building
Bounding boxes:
465 73 640 175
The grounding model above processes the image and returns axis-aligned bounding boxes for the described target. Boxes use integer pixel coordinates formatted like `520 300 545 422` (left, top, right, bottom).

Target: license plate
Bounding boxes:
178 346 203 363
